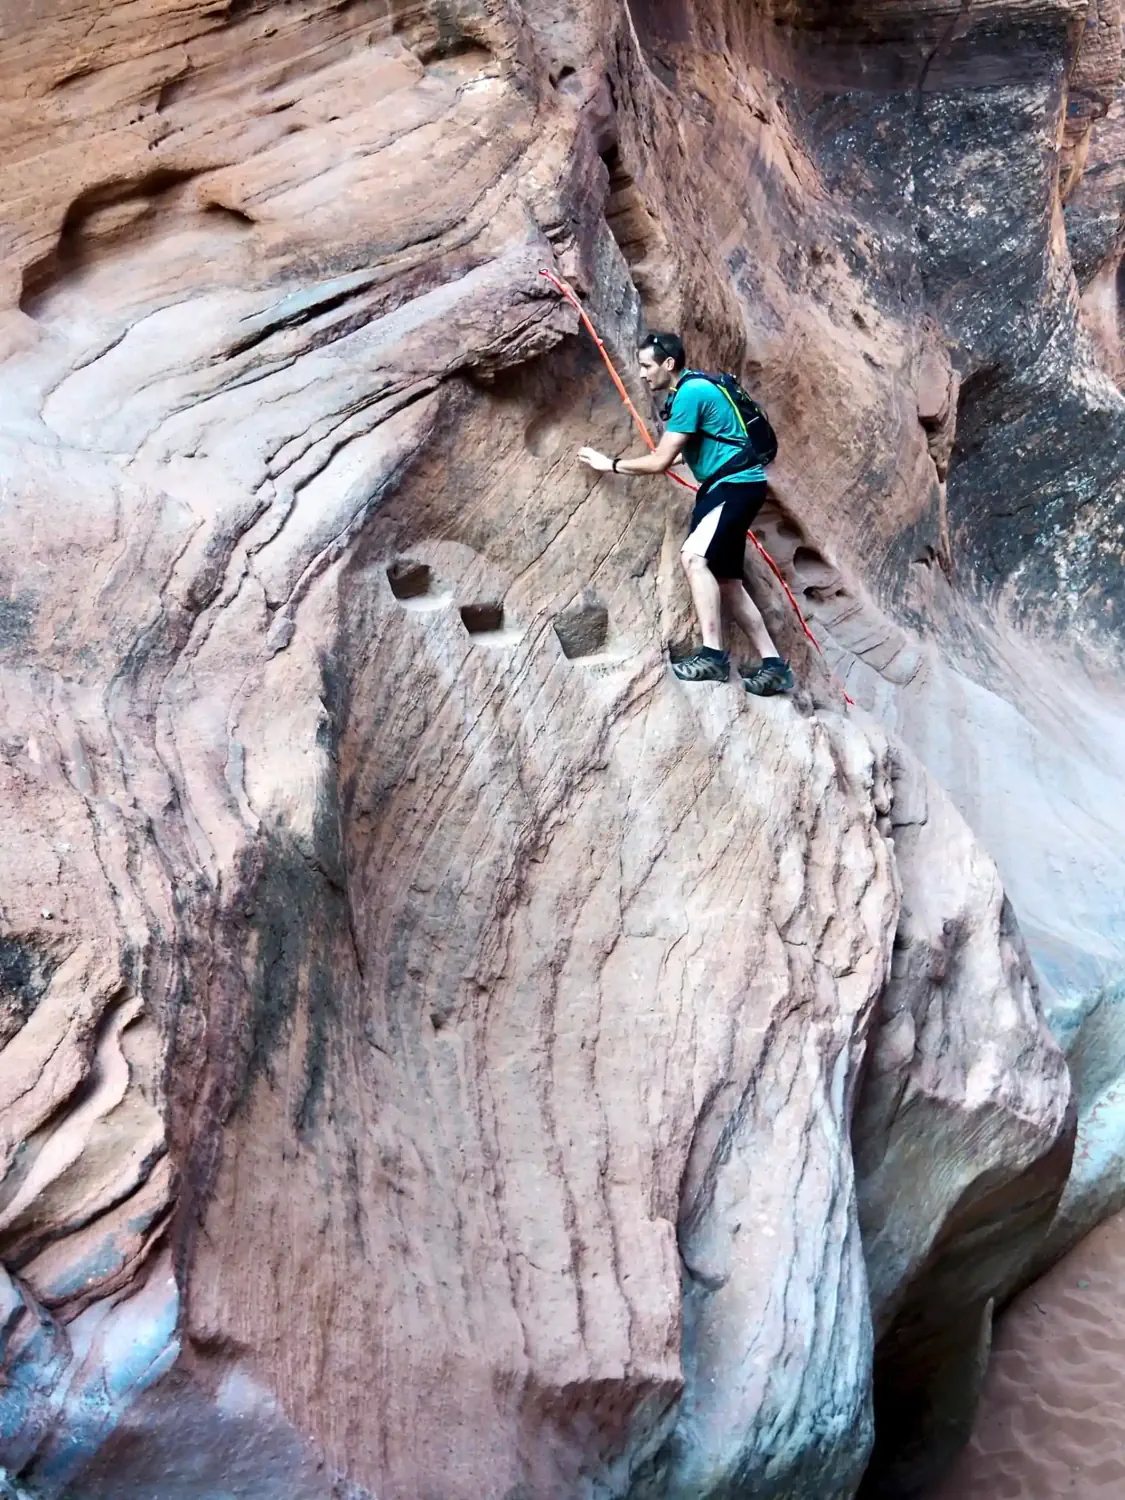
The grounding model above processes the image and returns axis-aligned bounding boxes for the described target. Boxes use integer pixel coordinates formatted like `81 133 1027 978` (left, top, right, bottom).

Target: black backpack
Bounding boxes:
666 371 778 477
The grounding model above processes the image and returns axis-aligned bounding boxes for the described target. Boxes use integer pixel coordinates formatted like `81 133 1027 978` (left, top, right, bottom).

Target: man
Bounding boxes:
578 332 795 694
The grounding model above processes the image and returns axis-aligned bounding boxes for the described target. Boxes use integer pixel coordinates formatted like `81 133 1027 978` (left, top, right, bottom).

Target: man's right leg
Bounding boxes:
718 578 777 661
718 578 793 694
703 482 796 697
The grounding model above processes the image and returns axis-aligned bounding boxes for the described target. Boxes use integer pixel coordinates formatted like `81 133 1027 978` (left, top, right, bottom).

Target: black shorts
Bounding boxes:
687 479 769 580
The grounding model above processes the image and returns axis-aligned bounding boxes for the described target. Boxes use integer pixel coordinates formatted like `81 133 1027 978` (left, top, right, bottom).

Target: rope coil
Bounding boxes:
539 267 853 707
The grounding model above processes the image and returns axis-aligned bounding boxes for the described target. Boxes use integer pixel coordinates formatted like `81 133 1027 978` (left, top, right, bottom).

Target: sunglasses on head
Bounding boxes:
648 336 674 362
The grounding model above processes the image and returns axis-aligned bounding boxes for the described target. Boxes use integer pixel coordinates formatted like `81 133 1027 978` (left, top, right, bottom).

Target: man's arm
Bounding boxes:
578 428 689 475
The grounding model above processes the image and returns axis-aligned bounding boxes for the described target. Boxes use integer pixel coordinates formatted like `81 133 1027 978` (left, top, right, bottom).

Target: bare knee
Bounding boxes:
719 575 757 601
680 548 709 576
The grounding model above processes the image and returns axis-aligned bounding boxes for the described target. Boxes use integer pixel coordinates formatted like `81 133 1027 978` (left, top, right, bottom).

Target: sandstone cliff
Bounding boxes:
0 1 1122 1497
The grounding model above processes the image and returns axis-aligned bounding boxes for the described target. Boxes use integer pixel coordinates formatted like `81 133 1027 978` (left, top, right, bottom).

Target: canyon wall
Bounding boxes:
1 1 1123 1496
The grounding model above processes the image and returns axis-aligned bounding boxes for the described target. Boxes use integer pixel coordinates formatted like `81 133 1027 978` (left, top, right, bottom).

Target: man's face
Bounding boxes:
638 347 677 394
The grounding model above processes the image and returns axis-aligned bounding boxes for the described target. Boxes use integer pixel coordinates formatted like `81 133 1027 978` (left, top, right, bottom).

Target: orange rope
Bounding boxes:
540 268 695 491
539 268 854 706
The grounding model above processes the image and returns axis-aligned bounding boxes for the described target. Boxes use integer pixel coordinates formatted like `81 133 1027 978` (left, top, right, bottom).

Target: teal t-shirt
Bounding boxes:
666 377 767 486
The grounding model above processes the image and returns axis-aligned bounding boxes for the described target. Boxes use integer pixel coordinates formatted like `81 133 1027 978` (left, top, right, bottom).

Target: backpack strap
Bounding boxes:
709 380 753 447
698 449 765 497
668 373 752 447
669 373 762 494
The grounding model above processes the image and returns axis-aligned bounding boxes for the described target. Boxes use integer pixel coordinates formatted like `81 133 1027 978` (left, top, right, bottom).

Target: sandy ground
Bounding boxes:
932 1208 1125 1498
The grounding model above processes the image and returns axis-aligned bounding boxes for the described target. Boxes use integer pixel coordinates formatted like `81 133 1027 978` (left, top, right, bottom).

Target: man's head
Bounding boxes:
637 332 685 393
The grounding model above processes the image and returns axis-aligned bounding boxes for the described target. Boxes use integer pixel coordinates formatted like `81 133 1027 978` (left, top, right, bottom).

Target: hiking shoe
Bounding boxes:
741 656 795 696
671 648 730 682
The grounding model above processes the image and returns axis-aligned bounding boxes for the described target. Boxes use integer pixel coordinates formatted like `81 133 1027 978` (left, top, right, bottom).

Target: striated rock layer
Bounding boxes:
0 0 1122 1496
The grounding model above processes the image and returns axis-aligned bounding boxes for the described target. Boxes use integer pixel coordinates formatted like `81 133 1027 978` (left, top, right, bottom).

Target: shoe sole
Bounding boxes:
744 675 795 697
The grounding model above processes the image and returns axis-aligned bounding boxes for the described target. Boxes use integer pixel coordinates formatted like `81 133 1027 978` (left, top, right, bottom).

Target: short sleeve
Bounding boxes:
666 383 703 433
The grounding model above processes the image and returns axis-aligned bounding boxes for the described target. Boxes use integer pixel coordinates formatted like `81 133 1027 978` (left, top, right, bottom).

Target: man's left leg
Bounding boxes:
682 551 723 649
672 503 729 681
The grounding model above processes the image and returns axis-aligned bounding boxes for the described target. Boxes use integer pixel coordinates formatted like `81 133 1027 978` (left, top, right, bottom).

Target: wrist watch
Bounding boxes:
612 457 619 473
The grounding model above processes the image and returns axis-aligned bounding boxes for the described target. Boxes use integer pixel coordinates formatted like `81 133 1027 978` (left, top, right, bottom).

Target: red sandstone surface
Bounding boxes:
0 3 1124 1499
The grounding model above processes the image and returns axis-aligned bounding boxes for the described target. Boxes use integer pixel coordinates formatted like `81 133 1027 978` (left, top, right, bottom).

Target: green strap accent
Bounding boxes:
713 382 749 438
678 375 750 446
675 374 758 458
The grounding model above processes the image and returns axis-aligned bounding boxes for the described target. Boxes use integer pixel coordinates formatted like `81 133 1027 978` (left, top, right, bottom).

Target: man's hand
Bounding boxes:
578 447 615 473
579 429 688 477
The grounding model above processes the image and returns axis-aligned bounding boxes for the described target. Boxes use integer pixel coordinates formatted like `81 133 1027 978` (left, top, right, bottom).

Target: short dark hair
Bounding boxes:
638 331 686 371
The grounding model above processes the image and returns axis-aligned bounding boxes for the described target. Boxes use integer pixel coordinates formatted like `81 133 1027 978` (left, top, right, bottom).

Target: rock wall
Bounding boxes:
0 0 1122 1497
